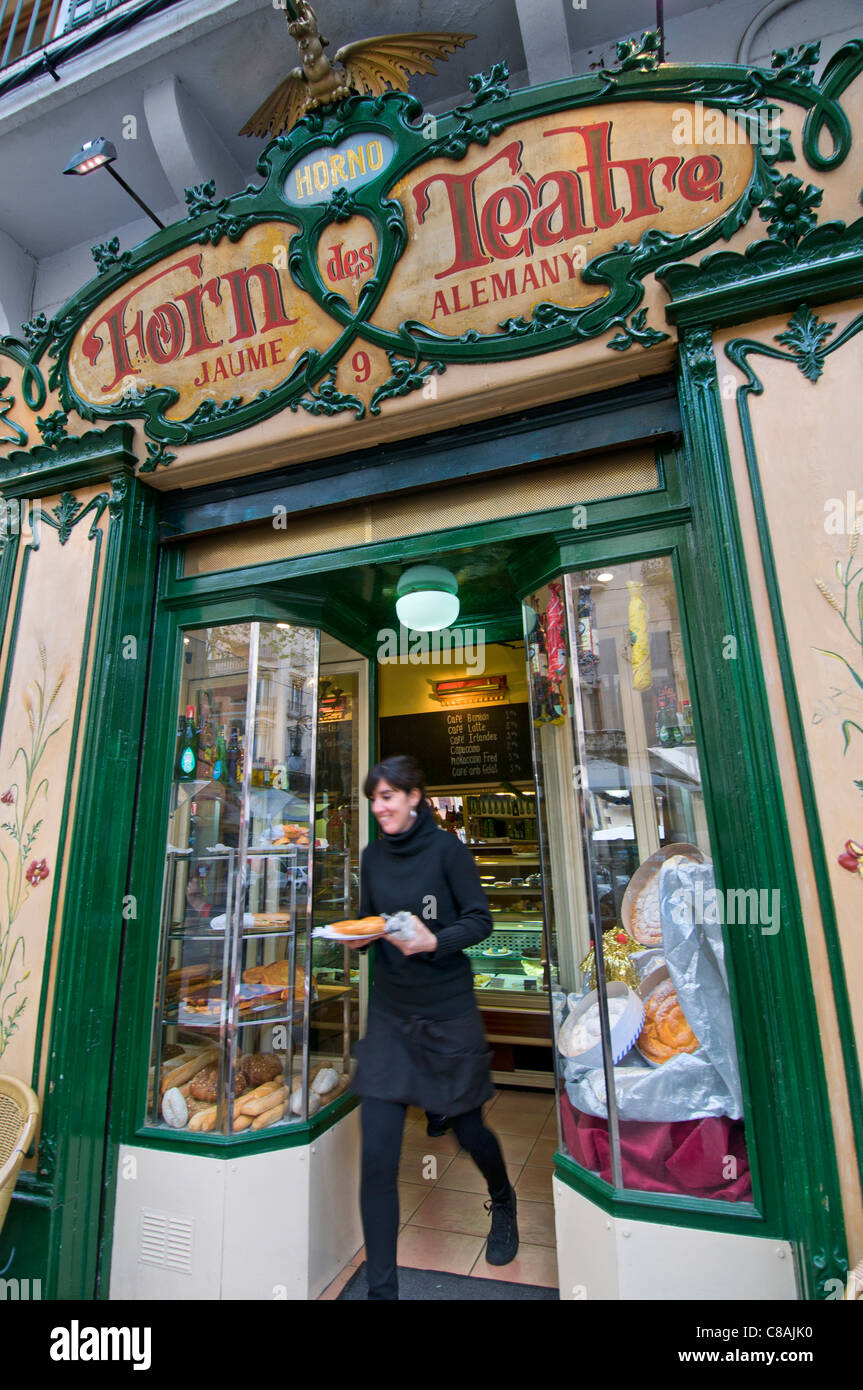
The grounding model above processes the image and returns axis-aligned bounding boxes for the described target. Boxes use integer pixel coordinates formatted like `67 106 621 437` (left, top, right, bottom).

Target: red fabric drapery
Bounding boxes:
560 1091 752 1201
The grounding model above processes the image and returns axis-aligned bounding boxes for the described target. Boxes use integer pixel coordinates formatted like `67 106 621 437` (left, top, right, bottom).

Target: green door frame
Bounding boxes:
100 423 847 1301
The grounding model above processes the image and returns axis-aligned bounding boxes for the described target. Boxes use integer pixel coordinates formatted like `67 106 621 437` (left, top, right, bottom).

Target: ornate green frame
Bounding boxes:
2 36 862 462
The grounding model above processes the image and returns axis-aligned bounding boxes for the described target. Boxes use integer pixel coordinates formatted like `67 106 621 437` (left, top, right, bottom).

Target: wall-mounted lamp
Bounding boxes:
62 138 165 230
396 565 459 632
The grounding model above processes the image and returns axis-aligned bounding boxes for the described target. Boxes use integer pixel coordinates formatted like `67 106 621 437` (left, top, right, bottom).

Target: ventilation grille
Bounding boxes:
139 1210 194 1274
182 447 659 576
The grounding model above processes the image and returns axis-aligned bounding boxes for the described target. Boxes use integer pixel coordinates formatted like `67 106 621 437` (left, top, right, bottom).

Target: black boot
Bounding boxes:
425 1111 449 1138
484 1184 519 1265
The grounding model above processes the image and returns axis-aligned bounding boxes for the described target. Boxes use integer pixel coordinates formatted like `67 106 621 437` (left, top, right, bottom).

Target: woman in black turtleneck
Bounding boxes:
345 754 519 1300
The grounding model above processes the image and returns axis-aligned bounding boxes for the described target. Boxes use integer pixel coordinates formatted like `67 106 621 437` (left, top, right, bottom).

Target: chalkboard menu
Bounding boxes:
379 704 533 786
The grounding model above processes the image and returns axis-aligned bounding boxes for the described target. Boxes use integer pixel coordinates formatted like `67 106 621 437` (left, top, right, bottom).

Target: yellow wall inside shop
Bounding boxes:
378 640 529 718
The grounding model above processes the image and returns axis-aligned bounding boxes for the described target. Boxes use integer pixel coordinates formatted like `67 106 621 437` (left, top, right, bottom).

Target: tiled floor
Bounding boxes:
319 1088 559 1299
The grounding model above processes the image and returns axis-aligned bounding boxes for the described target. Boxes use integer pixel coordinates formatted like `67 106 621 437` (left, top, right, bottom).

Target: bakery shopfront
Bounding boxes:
1 29 863 1301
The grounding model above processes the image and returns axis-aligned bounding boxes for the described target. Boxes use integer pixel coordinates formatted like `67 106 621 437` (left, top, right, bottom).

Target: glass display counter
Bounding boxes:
148 622 365 1137
524 559 752 1201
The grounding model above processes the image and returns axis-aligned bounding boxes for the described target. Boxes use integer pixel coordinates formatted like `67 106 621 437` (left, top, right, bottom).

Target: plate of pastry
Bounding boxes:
313 916 388 941
621 842 707 947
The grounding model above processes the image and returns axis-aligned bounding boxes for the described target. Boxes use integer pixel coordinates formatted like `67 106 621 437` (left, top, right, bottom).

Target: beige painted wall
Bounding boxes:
0 486 109 1166
716 299 863 1265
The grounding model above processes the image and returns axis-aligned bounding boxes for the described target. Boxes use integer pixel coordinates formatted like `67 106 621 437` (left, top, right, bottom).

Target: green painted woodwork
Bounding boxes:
659 213 863 329
0 446 159 1300
2 39 861 457
669 324 847 1297
722 311 863 1241
158 376 678 540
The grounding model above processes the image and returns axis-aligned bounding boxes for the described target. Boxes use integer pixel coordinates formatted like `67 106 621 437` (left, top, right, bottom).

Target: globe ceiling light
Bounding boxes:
395 565 460 632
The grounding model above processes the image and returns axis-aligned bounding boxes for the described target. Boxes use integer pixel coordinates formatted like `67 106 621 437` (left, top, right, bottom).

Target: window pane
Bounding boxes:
525 560 752 1202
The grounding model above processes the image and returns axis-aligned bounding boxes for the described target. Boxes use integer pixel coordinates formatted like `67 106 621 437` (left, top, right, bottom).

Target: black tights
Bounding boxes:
360 1097 509 1300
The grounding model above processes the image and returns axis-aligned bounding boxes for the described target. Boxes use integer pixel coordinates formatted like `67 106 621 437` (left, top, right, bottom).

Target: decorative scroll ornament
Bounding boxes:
6 36 862 465
775 305 836 380
238 0 475 137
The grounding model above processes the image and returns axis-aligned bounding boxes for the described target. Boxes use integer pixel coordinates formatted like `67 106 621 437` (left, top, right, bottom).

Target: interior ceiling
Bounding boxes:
286 536 531 637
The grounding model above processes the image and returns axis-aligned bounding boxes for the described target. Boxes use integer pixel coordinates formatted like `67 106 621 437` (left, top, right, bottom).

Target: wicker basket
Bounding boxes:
0 1074 40 1236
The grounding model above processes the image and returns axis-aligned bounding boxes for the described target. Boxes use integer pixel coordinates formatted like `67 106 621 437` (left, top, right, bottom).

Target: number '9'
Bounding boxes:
352 352 371 382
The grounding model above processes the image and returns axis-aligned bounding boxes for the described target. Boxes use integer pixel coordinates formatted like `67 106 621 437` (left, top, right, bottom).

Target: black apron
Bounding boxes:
351 999 495 1115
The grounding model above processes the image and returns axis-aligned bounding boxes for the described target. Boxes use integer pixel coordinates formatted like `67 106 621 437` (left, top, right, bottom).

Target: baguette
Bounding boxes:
188 1104 218 1132
239 1084 288 1117
233 1113 253 1131
160 1047 219 1094
251 1100 288 1130
232 1079 282 1120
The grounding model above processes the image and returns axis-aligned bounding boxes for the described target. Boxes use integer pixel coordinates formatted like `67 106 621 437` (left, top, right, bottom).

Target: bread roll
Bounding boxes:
161 1087 188 1128
312 1067 339 1096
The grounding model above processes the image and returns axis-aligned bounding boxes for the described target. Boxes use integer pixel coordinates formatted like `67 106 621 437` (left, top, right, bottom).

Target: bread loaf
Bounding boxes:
188 1104 218 1132
251 1100 288 1130
159 1046 219 1094
240 1084 287 1117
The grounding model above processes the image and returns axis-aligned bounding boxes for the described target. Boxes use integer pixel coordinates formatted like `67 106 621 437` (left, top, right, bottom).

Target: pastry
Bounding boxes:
558 997 628 1057
243 960 305 989
625 845 700 945
638 978 699 1064
328 916 386 936
251 912 292 928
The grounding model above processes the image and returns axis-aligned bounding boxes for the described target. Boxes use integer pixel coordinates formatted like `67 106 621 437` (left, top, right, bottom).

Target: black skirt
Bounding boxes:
350 1000 495 1115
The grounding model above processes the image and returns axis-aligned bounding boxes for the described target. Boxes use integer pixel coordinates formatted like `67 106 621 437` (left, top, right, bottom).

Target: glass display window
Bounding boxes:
148 622 366 1136
524 559 752 1202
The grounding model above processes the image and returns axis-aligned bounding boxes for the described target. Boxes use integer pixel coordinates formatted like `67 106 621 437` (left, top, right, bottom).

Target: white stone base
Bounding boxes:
109 1108 362 1300
552 1176 799 1301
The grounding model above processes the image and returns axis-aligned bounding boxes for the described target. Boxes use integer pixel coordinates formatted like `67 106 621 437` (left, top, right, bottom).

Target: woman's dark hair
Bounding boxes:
363 755 427 800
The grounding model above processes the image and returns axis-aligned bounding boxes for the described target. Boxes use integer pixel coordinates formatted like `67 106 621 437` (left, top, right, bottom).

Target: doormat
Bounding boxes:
337 1263 559 1300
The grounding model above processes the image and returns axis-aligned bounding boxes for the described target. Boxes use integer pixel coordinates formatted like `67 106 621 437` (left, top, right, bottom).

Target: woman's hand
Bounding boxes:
386 916 438 956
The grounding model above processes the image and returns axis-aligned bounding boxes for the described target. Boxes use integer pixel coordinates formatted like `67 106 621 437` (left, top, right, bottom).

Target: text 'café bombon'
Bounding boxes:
1 16 863 1303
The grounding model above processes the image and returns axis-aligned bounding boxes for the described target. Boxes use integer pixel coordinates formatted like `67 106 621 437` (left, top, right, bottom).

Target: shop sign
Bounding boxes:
283 132 395 204
7 39 863 464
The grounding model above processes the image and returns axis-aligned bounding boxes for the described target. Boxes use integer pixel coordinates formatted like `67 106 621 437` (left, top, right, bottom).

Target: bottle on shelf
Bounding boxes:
213 726 228 782
176 705 197 780
227 727 240 783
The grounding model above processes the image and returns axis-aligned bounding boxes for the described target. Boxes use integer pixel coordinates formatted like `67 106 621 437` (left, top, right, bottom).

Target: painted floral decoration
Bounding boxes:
837 840 863 877
0 644 66 1056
